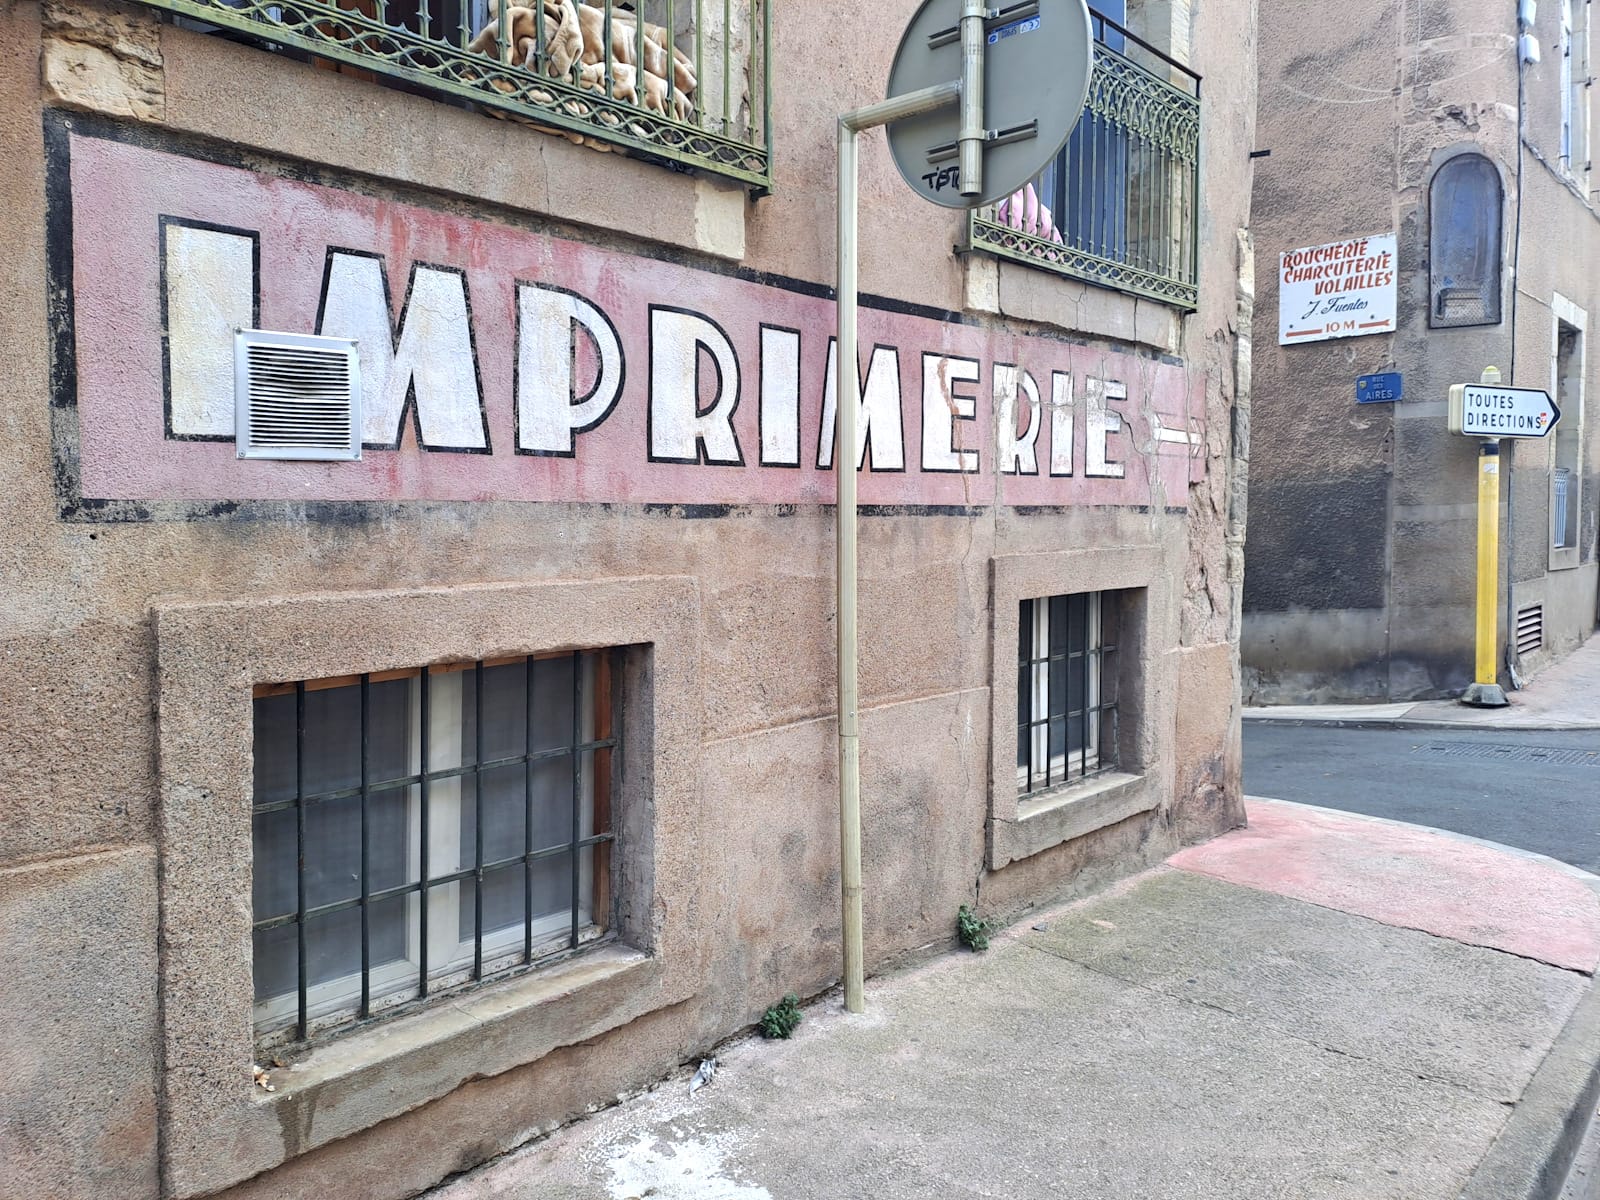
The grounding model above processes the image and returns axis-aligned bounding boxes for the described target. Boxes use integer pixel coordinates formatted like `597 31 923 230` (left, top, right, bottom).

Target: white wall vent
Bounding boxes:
235 330 362 461
1515 603 1545 656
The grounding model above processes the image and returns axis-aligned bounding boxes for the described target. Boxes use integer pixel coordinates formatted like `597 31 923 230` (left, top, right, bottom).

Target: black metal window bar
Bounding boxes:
143 0 772 193
1017 593 1119 796
965 10 1201 310
251 650 618 1045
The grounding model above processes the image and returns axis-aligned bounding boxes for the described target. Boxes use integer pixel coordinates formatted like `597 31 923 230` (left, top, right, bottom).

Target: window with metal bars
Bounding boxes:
1016 592 1119 796
156 0 773 192
967 9 1201 310
250 650 617 1045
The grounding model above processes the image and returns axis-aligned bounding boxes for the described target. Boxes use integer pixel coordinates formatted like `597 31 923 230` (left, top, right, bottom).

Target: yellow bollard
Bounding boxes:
1461 367 1510 707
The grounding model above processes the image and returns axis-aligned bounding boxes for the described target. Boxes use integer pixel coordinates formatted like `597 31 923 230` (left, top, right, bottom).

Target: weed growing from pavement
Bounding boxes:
957 904 992 952
759 993 803 1039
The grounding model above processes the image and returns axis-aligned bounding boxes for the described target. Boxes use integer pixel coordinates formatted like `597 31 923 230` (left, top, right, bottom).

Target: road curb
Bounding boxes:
1458 876 1600 1200
1244 715 1600 732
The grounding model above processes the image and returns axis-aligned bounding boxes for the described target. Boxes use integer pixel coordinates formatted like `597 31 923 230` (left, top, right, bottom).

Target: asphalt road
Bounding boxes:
1243 723 1600 876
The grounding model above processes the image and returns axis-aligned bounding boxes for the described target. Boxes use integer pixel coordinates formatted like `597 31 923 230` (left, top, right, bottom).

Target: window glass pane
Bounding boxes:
304 906 363 990
462 661 529 764
530 850 573 930
303 795 364 909
1017 601 1033 770
1049 595 1070 658
369 676 414 787
253 922 296 1003
529 753 575 852
530 655 577 752
458 763 529 938
252 806 297 922
1066 593 1089 653
302 684 363 797
463 861 527 942
253 692 297 807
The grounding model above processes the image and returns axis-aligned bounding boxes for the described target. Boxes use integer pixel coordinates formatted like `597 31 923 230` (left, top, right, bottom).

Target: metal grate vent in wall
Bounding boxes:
235 330 361 461
1515 603 1544 657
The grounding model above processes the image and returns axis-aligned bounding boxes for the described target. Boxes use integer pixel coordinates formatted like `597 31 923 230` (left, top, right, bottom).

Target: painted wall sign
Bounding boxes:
1278 234 1398 345
64 131 1206 509
1355 372 1402 403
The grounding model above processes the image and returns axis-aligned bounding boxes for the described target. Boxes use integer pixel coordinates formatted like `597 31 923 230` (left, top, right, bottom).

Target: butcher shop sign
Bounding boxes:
59 128 1205 510
1278 233 1398 346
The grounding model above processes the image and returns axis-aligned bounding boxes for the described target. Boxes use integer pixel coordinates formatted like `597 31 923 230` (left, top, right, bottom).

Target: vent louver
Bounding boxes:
1515 603 1544 657
235 330 361 461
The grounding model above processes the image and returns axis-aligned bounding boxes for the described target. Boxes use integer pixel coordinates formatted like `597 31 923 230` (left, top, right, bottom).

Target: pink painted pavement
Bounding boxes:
1169 797 1600 974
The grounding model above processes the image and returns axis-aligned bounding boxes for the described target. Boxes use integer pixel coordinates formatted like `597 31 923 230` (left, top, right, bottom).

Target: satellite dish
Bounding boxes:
885 0 1094 209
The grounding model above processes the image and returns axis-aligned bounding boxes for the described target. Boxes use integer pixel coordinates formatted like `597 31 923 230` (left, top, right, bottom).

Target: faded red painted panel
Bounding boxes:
67 132 1205 508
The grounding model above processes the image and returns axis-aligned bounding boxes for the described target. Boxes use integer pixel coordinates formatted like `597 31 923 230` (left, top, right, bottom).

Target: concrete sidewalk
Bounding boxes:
431 799 1600 1200
1244 632 1600 730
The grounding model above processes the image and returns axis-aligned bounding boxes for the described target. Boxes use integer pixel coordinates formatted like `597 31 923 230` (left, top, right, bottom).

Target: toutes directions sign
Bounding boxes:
1448 384 1562 438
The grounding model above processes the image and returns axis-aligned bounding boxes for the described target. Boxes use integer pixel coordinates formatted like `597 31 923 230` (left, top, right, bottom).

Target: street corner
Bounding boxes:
1167 796 1600 975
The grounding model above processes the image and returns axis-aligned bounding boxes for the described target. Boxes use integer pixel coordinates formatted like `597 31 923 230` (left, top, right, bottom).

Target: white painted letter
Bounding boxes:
164 223 255 437
760 325 801 467
818 342 906 471
1085 377 1127 478
649 307 743 464
921 353 980 473
318 254 489 450
516 284 623 456
993 364 1041 475
1049 371 1074 477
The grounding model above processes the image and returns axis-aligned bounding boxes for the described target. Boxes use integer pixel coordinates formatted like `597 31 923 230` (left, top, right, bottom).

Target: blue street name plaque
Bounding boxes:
1356 371 1402 403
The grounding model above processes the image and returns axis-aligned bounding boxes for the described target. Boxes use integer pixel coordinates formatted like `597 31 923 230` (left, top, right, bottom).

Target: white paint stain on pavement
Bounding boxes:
604 1130 771 1200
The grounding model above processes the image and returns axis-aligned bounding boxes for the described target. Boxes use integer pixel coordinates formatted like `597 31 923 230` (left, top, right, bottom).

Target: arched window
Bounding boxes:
1429 153 1503 328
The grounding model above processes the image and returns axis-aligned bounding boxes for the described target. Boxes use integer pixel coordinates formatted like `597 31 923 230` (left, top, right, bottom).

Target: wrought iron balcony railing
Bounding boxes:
139 0 772 192
964 14 1200 311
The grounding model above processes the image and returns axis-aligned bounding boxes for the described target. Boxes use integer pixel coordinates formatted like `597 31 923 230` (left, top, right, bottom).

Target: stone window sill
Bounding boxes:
254 943 662 1158
988 770 1155 870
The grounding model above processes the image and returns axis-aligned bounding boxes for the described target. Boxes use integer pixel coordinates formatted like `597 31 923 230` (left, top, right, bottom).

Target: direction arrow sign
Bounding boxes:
1448 384 1562 438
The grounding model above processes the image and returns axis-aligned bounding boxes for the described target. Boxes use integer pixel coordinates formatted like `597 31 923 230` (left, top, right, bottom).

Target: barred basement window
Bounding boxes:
1017 592 1120 796
251 651 617 1045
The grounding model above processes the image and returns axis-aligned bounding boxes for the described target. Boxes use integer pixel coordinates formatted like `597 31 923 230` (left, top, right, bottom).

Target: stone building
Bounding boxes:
0 1 1255 1196
1245 0 1600 702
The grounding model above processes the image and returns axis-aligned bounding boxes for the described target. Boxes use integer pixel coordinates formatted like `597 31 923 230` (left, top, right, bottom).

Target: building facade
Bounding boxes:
0 1 1255 1196
1246 0 1600 703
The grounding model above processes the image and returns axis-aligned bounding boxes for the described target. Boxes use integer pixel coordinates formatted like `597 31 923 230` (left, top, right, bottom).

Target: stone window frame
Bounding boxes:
154 576 701 1199
986 545 1178 871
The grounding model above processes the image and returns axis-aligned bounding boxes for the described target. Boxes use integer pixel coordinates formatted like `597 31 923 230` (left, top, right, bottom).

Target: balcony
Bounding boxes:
137 0 772 192
964 14 1200 311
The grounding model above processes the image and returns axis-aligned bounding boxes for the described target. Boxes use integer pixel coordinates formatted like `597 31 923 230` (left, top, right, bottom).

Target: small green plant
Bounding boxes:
957 904 992 952
759 993 803 1039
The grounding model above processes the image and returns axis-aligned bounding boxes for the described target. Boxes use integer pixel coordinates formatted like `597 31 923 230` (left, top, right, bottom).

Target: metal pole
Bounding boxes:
958 0 986 196
834 80 962 1015
836 116 864 1016
1462 366 1509 708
